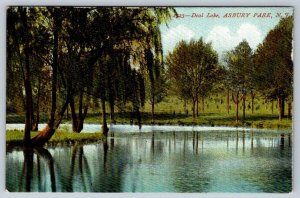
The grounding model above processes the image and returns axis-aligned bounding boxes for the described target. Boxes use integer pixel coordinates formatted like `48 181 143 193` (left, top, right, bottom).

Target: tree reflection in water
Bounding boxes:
66 142 92 192
15 146 56 192
6 131 292 192
23 147 33 192
34 147 56 192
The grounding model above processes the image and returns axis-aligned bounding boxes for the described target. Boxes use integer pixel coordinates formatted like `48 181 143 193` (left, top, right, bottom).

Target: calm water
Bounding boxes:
6 123 288 133
6 130 292 192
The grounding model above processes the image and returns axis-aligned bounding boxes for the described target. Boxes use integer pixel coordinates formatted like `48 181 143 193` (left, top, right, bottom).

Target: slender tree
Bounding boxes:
224 40 253 121
167 38 219 120
7 7 53 133
19 7 34 144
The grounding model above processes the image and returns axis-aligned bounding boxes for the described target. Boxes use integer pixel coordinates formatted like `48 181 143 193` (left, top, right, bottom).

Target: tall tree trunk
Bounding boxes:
183 99 188 115
77 92 84 132
33 10 61 146
76 118 84 133
101 98 109 136
151 95 155 123
236 96 239 122
232 92 240 122
278 96 282 120
192 98 196 121
78 91 83 120
20 7 33 144
242 93 246 121
135 106 142 129
251 91 255 114
277 95 285 120
109 100 115 122
288 101 292 118
66 106 69 119
147 46 155 123
107 74 115 123
201 95 204 112
150 80 155 123
70 94 87 133
30 11 66 145
196 94 199 117
281 95 285 119
31 110 35 132
70 96 79 132
81 98 89 131
49 11 59 128
34 104 40 131
227 89 230 114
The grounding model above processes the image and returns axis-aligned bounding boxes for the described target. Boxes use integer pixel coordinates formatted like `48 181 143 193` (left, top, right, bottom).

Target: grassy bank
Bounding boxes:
81 112 292 130
6 95 292 130
6 112 292 131
6 130 104 145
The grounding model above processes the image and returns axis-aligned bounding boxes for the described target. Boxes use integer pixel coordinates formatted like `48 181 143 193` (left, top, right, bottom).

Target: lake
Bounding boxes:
6 127 292 192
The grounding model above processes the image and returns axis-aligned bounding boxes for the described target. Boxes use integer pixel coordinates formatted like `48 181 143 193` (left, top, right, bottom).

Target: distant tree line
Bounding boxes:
166 16 293 122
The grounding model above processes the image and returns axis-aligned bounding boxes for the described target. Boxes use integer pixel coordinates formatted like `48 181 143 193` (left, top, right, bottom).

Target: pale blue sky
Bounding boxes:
160 7 294 61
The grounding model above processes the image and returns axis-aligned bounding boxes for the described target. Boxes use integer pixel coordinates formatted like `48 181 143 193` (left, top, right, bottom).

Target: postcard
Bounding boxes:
6 6 293 193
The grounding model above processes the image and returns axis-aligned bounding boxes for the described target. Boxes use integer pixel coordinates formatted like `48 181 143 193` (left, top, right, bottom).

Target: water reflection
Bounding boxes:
64 143 92 192
6 131 292 192
23 147 33 192
8 147 57 192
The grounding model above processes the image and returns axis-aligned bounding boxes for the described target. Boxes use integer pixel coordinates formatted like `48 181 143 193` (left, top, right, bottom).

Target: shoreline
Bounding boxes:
6 119 292 131
6 123 292 145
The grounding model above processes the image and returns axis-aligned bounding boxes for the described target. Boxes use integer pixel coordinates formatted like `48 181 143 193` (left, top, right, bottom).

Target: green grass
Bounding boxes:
81 111 291 130
139 94 292 129
6 94 292 146
6 95 292 130
6 130 104 144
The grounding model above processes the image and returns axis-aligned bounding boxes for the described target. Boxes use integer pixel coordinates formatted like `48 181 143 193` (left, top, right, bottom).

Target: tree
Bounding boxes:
126 8 175 123
90 7 175 133
31 8 71 145
57 8 94 133
7 7 37 143
7 8 27 115
167 38 219 120
7 7 175 144
145 71 168 119
20 7 34 143
253 16 293 120
224 40 253 121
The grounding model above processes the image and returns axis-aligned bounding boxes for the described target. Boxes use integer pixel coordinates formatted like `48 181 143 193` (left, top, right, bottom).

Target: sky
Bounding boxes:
160 7 294 62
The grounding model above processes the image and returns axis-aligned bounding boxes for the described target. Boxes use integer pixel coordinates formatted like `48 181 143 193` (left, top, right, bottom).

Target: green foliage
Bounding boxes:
224 40 253 92
6 7 293 141
7 7 175 139
166 38 219 103
253 16 293 100
6 93 292 130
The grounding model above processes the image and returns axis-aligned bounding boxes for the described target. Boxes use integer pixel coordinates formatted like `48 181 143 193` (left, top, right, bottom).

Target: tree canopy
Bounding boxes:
6 7 293 146
253 16 293 119
166 38 219 119
7 7 176 145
